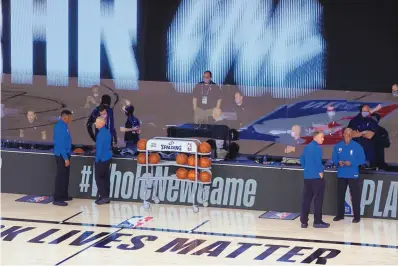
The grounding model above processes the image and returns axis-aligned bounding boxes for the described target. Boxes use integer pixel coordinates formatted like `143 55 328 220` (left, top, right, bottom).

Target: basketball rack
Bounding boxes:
137 137 212 213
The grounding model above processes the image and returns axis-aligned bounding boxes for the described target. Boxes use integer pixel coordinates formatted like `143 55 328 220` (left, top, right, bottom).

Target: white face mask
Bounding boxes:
101 114 108 119
393 91 398 97
93 93 99 97
327 111 335 118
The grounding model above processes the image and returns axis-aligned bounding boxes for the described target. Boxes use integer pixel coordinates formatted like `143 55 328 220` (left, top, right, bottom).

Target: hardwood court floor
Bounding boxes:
1 193 397 265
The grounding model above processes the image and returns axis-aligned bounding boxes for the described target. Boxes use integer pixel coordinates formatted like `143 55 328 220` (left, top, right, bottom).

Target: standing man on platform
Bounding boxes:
87 95 117 146
299 131 330 229
192 71 222 124
53 110 73 207
94 116 112 205
332 128 365 223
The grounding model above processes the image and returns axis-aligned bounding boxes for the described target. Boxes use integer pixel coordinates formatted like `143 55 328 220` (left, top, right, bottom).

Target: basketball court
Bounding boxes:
1 193 397 265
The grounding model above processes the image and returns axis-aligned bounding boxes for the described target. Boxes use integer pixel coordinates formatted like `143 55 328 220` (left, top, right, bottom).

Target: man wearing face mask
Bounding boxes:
84 85 101 108
232 91 245 128
192 71 222 124
86 95 117 145
347 105 378 167
393 84 398 97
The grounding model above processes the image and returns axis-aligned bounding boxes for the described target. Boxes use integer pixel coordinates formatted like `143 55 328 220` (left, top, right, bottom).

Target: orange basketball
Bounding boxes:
187 155 196 167
137 139 147 151
137 153 146 164
176 168 188 179
199 171 212 182
149 153 161 164
199 157 212 168
73 148 85 154
187 170 197 181
198 142 211 153
176 153 188 165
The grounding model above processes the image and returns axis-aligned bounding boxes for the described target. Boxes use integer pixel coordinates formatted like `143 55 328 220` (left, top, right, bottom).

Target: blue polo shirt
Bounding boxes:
95 127 112 163
300 140 324 179
332 140 365 178
53 120 71 160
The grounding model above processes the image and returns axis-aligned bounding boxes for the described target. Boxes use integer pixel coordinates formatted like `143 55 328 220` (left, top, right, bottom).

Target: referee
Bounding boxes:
94 116 112 205
299 131 330 229
332 128 365 223
53 110 73 206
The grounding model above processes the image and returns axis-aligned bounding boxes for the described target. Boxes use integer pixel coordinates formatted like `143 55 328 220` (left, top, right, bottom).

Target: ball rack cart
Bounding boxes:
137 137 212 213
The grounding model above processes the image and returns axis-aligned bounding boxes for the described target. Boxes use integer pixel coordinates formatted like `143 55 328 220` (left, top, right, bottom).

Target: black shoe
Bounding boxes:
333 216 344 222
313 221 330 228
301 223 308 228
53 201 68 207
352 218 360 223
95 198 111 205
61 196 73 202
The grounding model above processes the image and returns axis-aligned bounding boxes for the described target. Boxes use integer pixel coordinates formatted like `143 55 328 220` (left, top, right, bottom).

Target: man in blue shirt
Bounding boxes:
300 131 330 229
94 116 113 205
332 128 365 223
347 105 377 167
53 110 73 206
86 95 117 145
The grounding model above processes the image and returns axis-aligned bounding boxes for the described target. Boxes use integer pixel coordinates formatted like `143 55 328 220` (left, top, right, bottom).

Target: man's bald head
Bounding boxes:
95 116 106 129
343 128 353 144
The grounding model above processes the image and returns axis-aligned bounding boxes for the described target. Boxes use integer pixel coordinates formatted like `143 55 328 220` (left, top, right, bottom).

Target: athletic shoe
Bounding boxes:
313 221 330 228
301 223 308 228
95 198 111 205
333 216 344 221
53 201 68 207
352 219 360 223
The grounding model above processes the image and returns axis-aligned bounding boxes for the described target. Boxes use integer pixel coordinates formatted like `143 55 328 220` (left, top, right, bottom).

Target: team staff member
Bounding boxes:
347 105 377 167
53 110 73 206
299 131 330 229
192 71 222 124
86 95 117 145
332 128 365 223
94 116 113 205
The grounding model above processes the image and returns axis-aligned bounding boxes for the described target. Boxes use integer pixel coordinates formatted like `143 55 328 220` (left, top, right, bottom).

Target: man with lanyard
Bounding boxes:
86 95 117 146
192 71 222 124
53 110 73 206
347 105 377 167
300 131 330 229
332 128 365 223
94 116 112 205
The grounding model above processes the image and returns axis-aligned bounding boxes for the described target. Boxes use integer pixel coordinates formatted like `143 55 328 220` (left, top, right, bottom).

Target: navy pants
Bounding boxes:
95 160 111 199
337 178 361 220
300 179 325 224
53 155 70 202
356 137 376 166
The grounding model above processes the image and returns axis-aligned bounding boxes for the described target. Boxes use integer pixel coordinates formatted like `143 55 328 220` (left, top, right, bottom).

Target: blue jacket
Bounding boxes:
87 106 117 143
95 127 112 163
53 120 71 160
332 140 365 178
300 140 324 179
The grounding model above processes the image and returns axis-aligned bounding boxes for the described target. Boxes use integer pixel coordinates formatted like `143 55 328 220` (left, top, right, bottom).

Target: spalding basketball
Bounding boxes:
199 157 212 168
199 171 212 183
137 139 147 151
176 168 188 179
187 155 196 167
187 170 197 181
149 153 161 164
176 153 188 165
137 153 146 164
73 148 85 154
198 142 211 153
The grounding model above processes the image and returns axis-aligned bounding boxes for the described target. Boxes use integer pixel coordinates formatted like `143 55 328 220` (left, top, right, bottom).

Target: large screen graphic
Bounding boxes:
167 0 325 97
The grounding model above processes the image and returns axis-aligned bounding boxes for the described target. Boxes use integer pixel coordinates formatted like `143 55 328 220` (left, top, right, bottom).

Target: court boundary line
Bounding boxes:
55 228 123 265
60 211 82 224
1 216 397 249
189 220 210 232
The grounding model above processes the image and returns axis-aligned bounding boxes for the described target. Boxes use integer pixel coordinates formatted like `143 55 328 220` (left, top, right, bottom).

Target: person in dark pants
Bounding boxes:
121 105 141 154
86 95 117 145
332 128 365 223
94 116 113 205
53 110 73 206
299 131 330 229
347 105 377 167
